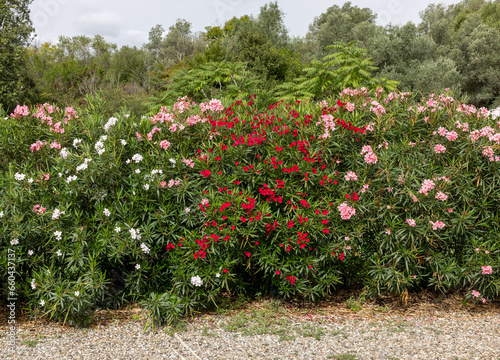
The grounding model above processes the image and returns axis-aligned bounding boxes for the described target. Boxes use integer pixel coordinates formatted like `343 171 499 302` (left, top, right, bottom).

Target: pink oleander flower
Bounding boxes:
469 130 480 142
481 266 492 275
147 126 161 141
345 171 358 181
429 220 445 230
437 127 448 136
360 184 369 193
435 191 448 201
345 102 355 112
364 152 378 164
419 179 435 196
159 140 171 150
30 140 47 152
446 131 458 141
33 204 47 214
361 145 373 154
208 99 224 112
168 179 181 188
181 158 195 168
406 218 416 227
337 202 356 220
385 229 391 235
471 290 480 298
482 147 494 158
434 144 446 153
49 141 61 149
10 105 29 118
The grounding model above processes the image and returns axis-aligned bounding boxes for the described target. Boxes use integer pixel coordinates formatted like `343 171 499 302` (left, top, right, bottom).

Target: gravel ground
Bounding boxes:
1 302 499 360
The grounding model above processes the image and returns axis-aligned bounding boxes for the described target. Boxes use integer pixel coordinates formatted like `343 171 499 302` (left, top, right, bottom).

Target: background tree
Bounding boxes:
0 0 33 111
306 2 381 58
276 42 398 101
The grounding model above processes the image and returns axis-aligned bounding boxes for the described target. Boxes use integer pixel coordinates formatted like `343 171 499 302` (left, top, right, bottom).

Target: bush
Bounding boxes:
1 89 499 326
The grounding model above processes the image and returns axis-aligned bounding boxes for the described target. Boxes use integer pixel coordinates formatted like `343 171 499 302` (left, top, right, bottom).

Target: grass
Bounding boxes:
216 293 251 315
223 299 297 341
21 334 44 348
345 291 367 312
21 339 40 348
300 323 325 340
331 329 348 338
164 321 188 336
327 354 360 360
201 325 218 337
386 320 411 333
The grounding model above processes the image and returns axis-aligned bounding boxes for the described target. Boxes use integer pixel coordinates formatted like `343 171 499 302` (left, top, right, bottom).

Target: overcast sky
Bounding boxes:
29 0 464 48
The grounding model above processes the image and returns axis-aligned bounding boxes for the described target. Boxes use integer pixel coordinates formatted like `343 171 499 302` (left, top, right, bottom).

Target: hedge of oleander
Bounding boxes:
0 89 499 326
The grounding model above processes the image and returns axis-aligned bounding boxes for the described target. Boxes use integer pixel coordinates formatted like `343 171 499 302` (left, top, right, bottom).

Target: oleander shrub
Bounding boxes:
1 88 499 326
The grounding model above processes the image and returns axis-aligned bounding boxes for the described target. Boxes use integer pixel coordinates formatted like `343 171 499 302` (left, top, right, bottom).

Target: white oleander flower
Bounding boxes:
60 148 69 159
52 208 65 220
103 208 111 217
140 243 150 254
132 153 143 163
129 228 141 240
104 117 118 131
190 275 203 287
95 140 105 155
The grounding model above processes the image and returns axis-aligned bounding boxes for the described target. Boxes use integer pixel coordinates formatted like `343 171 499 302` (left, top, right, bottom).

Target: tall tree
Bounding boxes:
0 0 33 111
307 2 380 57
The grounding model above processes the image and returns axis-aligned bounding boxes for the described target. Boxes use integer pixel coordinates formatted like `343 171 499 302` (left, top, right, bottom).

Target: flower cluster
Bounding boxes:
190 275 203 286
419 179 435 196
338 202 356 220
360 145 377 164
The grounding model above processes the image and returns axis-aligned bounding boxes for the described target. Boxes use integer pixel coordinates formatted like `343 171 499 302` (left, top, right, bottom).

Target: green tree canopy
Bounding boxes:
0 0 33 111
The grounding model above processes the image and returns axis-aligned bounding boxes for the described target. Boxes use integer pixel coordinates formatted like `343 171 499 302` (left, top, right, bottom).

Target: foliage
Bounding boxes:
1 88 500 326
155 61 260 107
15 0 500 113
0 0 34 111
276 42 398 101
306 1 380 57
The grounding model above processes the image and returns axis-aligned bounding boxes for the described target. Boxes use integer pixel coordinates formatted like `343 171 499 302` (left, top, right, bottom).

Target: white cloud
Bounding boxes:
76 11 122 38
122 30 148 48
